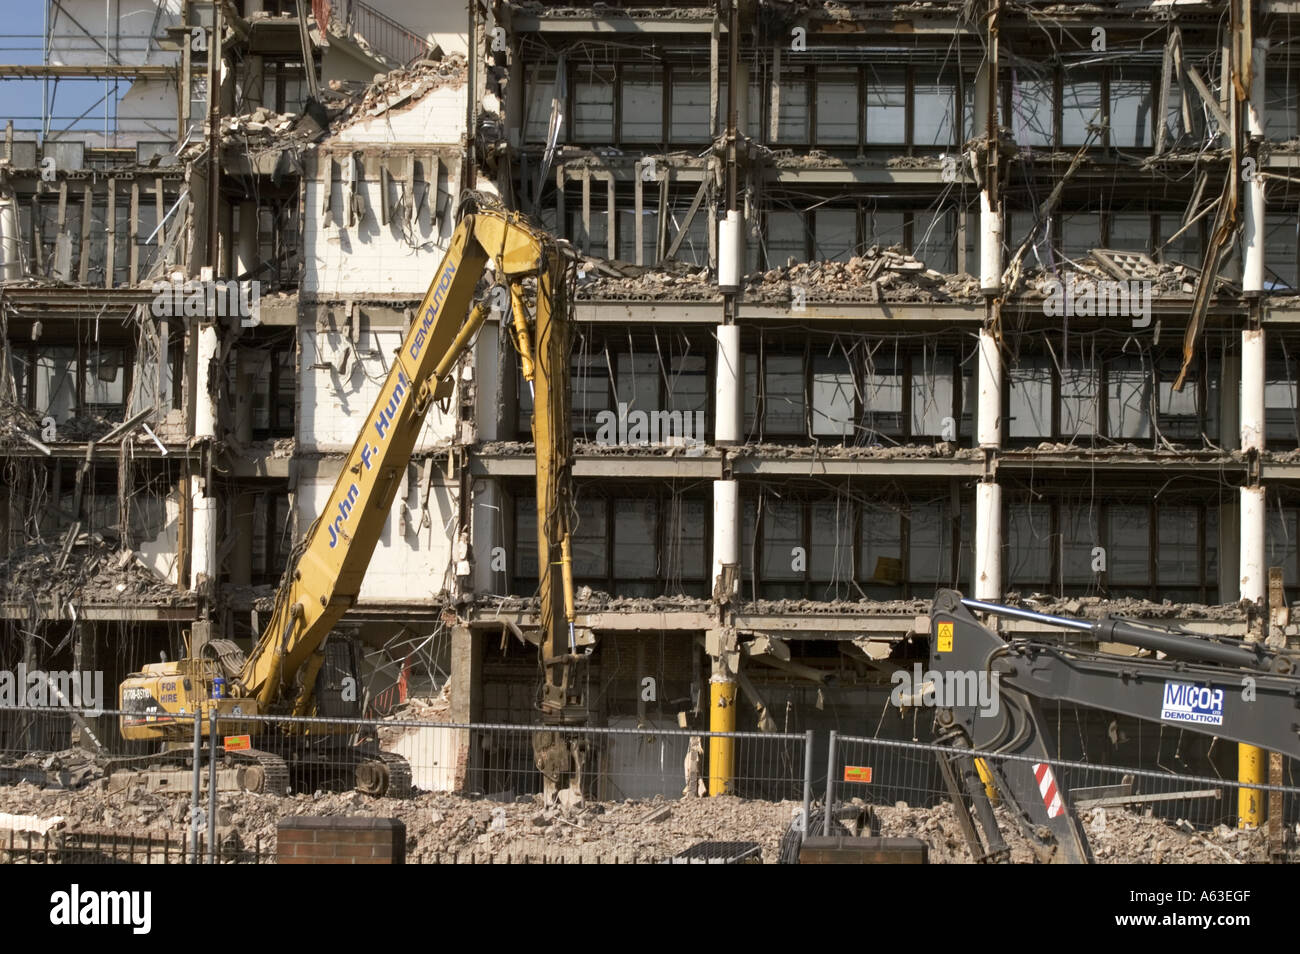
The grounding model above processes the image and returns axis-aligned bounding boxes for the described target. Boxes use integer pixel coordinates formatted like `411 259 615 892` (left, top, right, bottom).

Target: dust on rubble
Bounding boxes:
0 781 800 864
859 801 1275 864
0 779 1280 863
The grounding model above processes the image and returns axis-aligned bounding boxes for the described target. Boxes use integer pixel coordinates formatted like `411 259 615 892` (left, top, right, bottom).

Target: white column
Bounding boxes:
714 324 742 444
977 329 1002 449
979 192 1002 293
718 211 743 291
0 191 22 281
975 482 1002 601
189 490 217 589
1243 39 1267 295
712 479 740 599
194 324 218 440
1240 485 1266 604
1241 328 1265 453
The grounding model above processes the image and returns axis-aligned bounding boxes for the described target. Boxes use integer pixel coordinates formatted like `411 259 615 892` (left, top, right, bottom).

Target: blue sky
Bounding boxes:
0 0 124 138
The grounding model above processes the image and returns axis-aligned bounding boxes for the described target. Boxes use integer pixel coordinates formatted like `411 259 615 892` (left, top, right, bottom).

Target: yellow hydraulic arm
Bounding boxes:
233 200 580 716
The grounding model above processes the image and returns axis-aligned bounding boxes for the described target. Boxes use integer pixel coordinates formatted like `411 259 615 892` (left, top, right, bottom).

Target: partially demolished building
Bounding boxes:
2 0 1299 782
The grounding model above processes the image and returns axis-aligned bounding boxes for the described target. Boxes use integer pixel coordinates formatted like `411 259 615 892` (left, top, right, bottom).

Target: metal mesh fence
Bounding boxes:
827 732 1300 862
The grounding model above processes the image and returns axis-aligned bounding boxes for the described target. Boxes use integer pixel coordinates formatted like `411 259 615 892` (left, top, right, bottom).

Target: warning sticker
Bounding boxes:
223 734 251 751
936 621 954 653
843 765 873 783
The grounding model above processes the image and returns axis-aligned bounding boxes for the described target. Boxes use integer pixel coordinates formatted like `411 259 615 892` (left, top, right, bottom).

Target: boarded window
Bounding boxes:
764 355 805 435
1062 72 1102 145
1106 355 1151 440
776 69 809 142
1006 501 1052 587
1107 505 1151 588
816 72 859 144
813 208 856 262
865 67 906 143
811 353 854 438
573 67 615 141
670 68 711 140
621 69 663 142
1109 69 1154 148
914 72 958 146
1009 356 1052 438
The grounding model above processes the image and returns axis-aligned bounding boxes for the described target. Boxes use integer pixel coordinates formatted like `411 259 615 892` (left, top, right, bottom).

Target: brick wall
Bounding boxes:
277 816 406 864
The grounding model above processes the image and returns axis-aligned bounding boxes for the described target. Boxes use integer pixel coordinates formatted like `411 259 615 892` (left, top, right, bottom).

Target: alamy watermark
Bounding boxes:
594 402 706 448
1042 272 1152 328
150 278 261 327
0 665 104 713
890 663 1001 718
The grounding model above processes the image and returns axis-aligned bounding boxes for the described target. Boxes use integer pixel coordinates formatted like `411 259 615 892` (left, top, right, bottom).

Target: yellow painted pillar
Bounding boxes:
1238 744 1265 828
708 676 736 796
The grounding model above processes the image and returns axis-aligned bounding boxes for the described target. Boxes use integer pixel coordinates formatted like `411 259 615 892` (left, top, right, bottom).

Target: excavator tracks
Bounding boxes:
230 749 290 796
355 751 413 799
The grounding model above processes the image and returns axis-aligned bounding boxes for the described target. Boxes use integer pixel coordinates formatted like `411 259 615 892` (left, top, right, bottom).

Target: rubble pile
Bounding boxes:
1019 250 1217 299
0 539 182 609
0 778 1280 863
870 800 1274 864
577 260 721 302
744 249 982 304
0 781 799 864
477 590 712 615
736 442 981 460
220 108 300 145
327 55 468 131
1000 592 1246 623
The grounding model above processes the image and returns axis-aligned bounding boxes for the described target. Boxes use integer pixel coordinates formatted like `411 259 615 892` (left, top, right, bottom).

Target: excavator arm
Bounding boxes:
923 589 1300 862
235 200 580 718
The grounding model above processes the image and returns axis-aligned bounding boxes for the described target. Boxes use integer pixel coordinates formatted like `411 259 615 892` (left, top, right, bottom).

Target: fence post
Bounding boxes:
823 730 837 837
208 706 218 864
190 712 201 864
801 730 813 835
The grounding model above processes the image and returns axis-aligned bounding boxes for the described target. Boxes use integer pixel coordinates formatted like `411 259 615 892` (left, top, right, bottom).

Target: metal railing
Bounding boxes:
2 703 1298 864
345 0 436 69
825 732 1300 862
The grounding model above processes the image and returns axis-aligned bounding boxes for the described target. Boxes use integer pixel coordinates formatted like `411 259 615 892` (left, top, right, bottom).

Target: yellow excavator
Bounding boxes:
115 195 589 796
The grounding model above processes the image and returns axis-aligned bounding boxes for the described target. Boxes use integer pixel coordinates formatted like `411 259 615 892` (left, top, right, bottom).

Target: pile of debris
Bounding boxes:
0 538 182 610
0 781 800 864
220 107 300 144
744 249 982 304
327 54 468 131
477 590 712 616
736 442 982 460
1000 593 1247 623
576 259 721 302
869 799 1275 864
1019 249 1226 300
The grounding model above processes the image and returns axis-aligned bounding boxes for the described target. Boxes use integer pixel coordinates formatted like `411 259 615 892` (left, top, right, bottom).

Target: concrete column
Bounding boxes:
0 190 22 281
714 325 742 445
194 324 218 440
975 482 1002 601
977 329 1002 449
236 201 258 279
1241 328 1265 453
189 488 217 589
1243 39 1267 296
471 478 503 595
449 624 483 791
1240 485 1266 604
711 479 740 599
979 192 1002 293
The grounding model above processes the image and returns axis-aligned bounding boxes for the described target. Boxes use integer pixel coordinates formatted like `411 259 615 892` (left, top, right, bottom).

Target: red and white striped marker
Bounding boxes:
1032 762 1064 818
